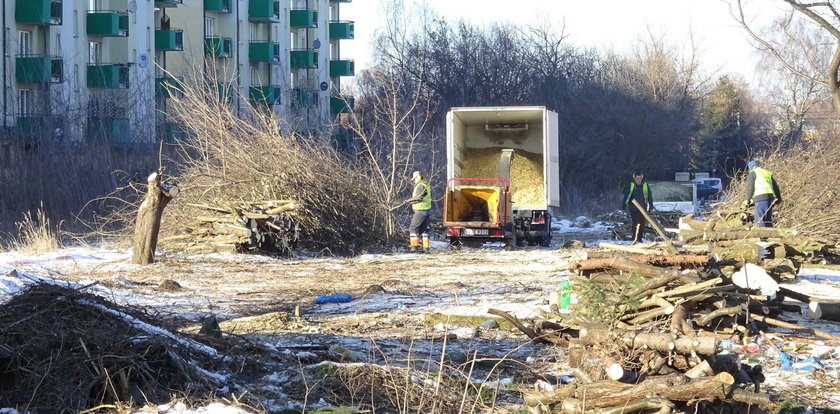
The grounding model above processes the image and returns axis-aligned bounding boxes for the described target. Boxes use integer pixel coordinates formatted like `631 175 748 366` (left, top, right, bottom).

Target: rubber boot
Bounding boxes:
409 235 420 253
422 234 430 253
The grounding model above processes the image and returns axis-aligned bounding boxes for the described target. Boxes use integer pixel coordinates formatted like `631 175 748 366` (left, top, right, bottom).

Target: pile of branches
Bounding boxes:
0 284 222 412
491 241 840 413
159 66 394 255
715 134 840 243
160 200 298 254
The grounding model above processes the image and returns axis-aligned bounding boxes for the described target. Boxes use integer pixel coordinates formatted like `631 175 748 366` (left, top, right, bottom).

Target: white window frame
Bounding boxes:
18 30 32 55
18 89 32 116
89 41 101 64
206 17 215 37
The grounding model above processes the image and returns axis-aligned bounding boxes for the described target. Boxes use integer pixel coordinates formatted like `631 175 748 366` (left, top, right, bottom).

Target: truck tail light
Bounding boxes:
532 217 545 224
491 229 504 237
447 228 461 236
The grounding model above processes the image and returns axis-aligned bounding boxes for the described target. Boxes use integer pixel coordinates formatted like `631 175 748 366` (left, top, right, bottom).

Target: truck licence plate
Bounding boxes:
464 228 489 236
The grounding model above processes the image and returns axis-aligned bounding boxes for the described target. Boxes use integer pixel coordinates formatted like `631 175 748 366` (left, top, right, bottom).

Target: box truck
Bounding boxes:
443 106 560 247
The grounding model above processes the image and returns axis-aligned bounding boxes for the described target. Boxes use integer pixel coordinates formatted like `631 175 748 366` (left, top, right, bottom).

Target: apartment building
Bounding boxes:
1 0 354 145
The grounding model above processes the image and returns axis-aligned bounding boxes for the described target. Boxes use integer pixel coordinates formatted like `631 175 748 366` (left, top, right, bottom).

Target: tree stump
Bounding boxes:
132 172 176 265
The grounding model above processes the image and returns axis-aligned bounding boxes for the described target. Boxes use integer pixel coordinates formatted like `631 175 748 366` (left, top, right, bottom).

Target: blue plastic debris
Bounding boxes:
779 351 825 372
313 293 353 304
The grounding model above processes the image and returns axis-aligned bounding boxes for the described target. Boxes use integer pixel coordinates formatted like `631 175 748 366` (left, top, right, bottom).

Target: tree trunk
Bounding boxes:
132 172 175 265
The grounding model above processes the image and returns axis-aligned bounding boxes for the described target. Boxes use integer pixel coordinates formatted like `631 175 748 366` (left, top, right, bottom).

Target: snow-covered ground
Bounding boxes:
3 218 840 412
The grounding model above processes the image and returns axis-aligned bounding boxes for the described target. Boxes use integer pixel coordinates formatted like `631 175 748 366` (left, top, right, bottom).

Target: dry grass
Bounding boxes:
716 132 840 242
5 206 60 254
158 63 393 255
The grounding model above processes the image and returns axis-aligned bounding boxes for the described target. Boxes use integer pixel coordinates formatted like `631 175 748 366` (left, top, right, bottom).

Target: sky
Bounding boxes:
338 0 789 84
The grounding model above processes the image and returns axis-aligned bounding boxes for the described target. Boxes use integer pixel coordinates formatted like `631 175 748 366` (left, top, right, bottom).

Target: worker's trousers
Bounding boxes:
409 210 431 250
754 199 774 227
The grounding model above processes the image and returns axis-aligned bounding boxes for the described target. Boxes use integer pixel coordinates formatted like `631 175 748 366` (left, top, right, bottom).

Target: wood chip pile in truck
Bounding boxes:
444 107 560 248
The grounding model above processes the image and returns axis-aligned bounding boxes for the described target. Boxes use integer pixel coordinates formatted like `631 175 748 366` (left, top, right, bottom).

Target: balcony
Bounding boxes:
155 29 184 51
217 83 234 102
90 117 130 143
330 96 354 115
16 55 63 83
249 42 281 64
205 36 233 58
17 115 64 144
249 0 281 23
87 64 129 89
154 0 183 7
290 49 318 69
290 9 317 28
15 0 62 25
249 85 282 106
329 21 354 39
205 0 231 13
155 76 183 98
87 11 129 37
329 59 354 77
293 88 319 108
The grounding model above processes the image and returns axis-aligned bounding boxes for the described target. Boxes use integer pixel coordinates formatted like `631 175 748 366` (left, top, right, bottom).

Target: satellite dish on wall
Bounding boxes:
128 1 137 14
313 39 321 49
138 53 149 68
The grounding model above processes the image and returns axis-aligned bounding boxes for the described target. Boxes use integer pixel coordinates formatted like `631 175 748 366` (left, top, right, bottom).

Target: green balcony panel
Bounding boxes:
290 9 317 28
249 42 281 64
217 83 234 102
17 115 63 144
331 96 354 114
155 77 183 98
155 29 184 51
90 118 130 143
87 64 129 89
15 0 62 25
205 0 231 13
154 0 184 8
329 59 354 77
293 88 319 108
87 11 129 37
249 0 281 22
249 85 282 105
16 55 63 83
290 49 318 69
205 36 233 58
329 21 354 39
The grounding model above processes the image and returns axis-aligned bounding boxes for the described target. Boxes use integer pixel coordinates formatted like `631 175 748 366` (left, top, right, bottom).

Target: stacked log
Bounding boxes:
160 200 298 254
509 241 840 413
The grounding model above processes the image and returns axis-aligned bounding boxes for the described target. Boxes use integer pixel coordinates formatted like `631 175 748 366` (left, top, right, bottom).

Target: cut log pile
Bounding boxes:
499 234 840 413
159 200 298 254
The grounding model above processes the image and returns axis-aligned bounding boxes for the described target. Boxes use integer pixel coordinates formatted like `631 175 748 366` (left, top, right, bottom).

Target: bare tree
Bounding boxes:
731 0 840 117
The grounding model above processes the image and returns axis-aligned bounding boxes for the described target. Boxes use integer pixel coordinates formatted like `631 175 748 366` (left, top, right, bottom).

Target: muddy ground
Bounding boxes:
3 224 840 412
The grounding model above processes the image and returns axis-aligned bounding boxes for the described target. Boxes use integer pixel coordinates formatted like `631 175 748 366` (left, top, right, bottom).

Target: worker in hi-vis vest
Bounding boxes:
745 160 782 227
405 171 432 253
623 171 655 244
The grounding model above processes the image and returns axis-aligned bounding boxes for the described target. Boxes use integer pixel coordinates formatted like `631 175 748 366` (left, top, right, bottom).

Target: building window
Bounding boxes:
18 89 32 116
251 66 259 85
18 30 32 55
89 41 101 64
74 10 79 38
55 33 61 55
206 17 215 37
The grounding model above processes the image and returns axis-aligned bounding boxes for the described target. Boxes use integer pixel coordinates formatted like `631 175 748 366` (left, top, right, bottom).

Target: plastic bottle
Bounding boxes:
560 280 572 310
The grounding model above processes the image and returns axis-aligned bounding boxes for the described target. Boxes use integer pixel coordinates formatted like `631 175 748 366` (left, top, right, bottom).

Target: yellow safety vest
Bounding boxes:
751 167 774 199
412 181 432 211
625 182 650 205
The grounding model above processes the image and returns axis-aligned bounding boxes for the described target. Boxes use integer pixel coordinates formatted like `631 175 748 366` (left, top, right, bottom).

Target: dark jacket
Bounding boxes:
624 181 654 212
746 170 782 203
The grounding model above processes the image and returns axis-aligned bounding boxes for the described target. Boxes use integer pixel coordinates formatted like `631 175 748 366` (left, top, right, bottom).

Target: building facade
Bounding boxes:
1 0 354 145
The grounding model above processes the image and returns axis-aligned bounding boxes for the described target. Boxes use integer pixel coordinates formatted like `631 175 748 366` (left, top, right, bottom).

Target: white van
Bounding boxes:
647 181 697 215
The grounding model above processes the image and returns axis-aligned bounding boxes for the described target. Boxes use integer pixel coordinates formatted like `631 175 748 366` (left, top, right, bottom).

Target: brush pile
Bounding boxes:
0 283 227 413
160 200 298 254
503 238 840 413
